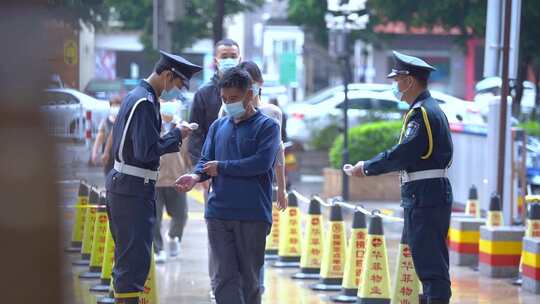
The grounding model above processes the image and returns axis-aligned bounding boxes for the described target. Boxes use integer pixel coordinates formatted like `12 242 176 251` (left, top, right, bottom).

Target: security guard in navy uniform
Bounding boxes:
349 51 453 304
106 51 202 304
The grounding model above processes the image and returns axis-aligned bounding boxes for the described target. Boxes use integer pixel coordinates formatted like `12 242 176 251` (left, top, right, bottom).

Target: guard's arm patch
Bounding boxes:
404 120 420 139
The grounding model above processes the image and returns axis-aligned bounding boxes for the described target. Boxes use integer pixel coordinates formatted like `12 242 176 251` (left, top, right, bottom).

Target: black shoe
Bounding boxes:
115 297 139 304
428 299 449 304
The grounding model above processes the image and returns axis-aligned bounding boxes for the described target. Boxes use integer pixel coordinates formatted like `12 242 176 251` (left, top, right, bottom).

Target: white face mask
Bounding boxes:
109 106 120 117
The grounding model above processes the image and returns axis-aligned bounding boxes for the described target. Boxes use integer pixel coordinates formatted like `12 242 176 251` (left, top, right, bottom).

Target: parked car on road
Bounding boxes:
84 78 139 100
41 88 109 140
285 83 484 145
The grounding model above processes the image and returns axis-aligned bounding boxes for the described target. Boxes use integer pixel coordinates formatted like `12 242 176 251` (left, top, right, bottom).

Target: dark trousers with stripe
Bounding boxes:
107 191 155 297
405 205 452 302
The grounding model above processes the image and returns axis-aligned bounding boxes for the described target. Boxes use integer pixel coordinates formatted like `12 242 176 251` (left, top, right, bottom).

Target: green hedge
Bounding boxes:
329 120 402 169
310 123 341 150
518 120 540 137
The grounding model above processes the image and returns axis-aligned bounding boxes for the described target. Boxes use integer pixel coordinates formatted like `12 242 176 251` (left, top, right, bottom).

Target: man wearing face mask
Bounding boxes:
176 67 280 304
188 38 241 169
346 51 453 304
105 50 201 304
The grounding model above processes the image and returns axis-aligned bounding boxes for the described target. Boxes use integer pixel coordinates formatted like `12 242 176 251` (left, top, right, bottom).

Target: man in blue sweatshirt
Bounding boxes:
175 67 280 304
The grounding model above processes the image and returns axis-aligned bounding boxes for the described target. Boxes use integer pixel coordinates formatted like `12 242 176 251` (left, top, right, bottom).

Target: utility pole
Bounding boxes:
497 0 512 200
326 0 369 201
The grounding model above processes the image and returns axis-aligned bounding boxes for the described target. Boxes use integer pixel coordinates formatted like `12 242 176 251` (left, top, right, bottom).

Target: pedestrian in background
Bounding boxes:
153 101 190 263
176 67 280 304
188 38 241 178
92 95 121 175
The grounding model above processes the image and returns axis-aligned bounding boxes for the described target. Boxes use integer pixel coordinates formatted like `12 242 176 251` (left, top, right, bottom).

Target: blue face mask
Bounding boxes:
223 100 246 119
161 87 181 101
218 58 239 73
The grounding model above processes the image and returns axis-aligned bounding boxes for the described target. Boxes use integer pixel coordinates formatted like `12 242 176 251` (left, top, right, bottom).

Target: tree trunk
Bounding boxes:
212 0 225 45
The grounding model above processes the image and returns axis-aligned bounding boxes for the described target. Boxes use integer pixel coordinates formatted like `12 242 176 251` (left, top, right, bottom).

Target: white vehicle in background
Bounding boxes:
285 83 484 145
475 77 537 116
378 89 484 125
41 88 110 140
285 84 408 144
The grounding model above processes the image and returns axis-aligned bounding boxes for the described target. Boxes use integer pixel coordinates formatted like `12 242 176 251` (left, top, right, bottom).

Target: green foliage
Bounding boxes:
519 120 540 138
329 120 402 169
310 123 341 150
288 0 329 46
367 0 487 46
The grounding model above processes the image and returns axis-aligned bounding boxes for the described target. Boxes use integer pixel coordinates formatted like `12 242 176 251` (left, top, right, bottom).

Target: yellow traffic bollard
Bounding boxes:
357 215 391 304
80 197 108 279
487 193 503 227
292 197 324 280
73 187 99 267
311 204 346 291
66 180 90 253
332 210 367 302
265 188 280 260
273 192 302 268
391 231 421 304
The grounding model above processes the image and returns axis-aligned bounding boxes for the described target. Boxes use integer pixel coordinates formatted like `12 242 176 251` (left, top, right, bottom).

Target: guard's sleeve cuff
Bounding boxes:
363 160 373 176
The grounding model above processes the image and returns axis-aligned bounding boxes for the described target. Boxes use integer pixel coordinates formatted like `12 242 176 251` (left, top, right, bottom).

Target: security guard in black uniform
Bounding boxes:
349 51 453 304
106 51 202 304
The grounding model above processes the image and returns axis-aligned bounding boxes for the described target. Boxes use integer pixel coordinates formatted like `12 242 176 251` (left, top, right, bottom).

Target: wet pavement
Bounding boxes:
61 184 540 304
58 143 540 303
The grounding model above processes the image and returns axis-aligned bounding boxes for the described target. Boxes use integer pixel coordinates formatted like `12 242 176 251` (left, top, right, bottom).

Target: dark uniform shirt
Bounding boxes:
106 80 182 197
363 90 453 208
188 74 221 165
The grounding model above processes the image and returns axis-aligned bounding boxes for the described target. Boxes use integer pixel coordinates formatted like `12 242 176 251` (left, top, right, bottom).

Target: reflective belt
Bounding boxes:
115 97 159 183
400 169 448 184
114 161 158 182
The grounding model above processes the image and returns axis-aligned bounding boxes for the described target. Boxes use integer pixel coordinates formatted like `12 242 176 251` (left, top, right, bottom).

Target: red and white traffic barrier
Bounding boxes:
85 110 92 149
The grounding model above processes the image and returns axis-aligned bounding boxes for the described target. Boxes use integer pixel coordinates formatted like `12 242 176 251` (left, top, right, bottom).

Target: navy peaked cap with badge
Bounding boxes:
159 50 202 88
387 51 436 80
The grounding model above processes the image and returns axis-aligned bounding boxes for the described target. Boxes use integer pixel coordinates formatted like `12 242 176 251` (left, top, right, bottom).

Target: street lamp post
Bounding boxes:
326 0 368 201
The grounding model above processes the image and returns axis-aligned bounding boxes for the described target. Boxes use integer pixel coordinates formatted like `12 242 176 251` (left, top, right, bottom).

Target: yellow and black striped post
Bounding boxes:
465 185 480 218
487 193 503 227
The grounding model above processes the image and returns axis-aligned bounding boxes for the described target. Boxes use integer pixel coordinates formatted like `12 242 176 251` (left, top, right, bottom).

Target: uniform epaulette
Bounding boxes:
147 93 155 103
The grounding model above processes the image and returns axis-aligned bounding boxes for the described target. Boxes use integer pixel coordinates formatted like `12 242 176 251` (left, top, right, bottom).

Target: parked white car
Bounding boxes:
285 84 408 144
285 83 484 145
41 88 110 140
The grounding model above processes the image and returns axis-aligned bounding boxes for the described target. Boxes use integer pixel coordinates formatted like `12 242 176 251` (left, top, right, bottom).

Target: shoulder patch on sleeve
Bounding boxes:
404 120 420 139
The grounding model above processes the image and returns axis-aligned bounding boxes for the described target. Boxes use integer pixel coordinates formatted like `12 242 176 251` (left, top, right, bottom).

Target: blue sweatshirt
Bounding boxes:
193 110 280 224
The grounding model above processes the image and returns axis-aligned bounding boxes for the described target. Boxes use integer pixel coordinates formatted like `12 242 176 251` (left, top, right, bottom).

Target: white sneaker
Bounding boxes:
155 250 167 264
169 237 180 258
